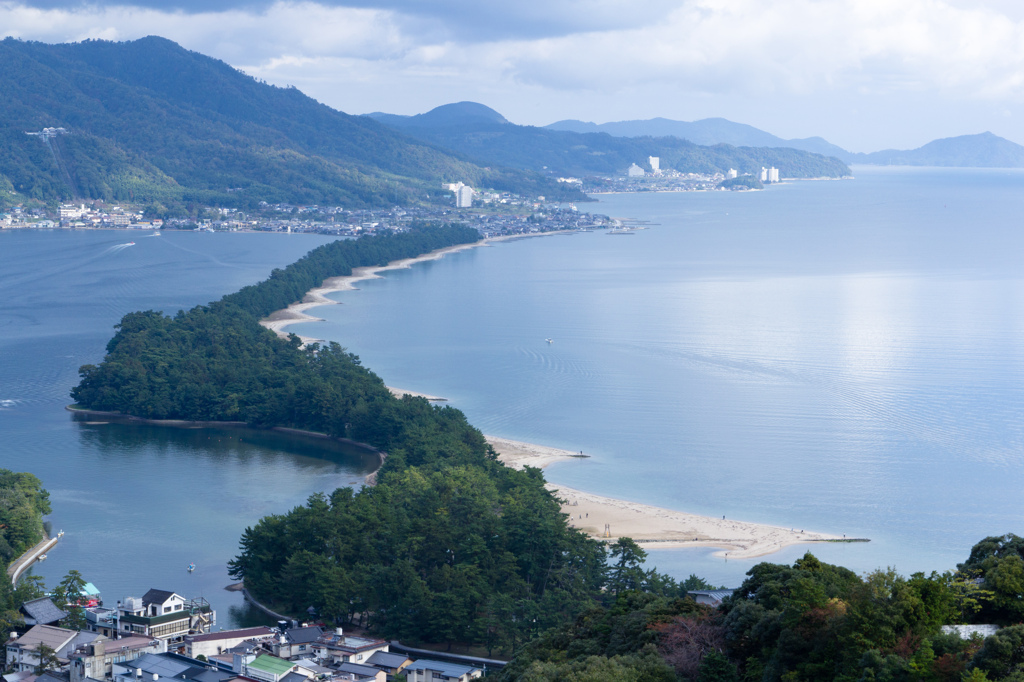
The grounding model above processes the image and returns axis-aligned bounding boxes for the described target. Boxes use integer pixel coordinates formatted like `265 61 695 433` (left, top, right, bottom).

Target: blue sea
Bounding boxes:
2 166 1024 617
286 166 1024 585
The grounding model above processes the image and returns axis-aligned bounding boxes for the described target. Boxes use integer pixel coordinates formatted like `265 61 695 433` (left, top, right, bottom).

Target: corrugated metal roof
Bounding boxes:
248 656 295 676
14 625 77 651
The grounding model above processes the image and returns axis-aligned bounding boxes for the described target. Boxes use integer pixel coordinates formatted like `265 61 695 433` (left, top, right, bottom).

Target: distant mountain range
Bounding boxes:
367 103 851 179
547 117 850 158
0 38 580 210
547 117 1024 168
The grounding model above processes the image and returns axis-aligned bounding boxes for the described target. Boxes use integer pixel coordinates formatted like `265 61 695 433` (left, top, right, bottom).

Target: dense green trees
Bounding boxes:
503 538 1024 682
0 469 51 565
0 37 582 209
72 225 480 425
72 225 614 651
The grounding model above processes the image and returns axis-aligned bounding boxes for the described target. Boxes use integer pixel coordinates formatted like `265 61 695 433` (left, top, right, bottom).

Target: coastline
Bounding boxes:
485 437 844 559
66 408 849 559
260 231 577 345
255 233 854 560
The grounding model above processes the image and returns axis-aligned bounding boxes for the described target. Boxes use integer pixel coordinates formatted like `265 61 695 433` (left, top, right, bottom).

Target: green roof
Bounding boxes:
248 656 295 676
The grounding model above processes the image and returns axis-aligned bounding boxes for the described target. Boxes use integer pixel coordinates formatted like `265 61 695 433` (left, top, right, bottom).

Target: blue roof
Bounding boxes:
403 659 478 678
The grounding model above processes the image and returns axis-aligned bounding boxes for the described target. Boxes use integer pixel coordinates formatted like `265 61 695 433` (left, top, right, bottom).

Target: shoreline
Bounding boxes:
260 231 577 345
67 408 852 559
255 234 856 561
485 437 846 559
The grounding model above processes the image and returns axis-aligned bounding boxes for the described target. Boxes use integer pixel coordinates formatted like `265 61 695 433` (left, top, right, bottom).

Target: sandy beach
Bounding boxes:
260 232 850 561
486 437 842 559
260 232 576 344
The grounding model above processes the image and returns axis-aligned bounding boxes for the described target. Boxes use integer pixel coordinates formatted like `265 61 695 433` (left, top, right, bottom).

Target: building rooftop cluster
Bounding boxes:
3 588 487 682
1 198 614 239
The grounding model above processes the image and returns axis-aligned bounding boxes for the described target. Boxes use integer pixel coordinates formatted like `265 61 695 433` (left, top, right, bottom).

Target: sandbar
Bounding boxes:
485 437 842 559
259 232 851 561
260 232 576 344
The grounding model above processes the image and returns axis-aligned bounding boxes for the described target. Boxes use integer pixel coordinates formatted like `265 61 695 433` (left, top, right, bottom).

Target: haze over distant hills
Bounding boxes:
547 117 850 158
0 37 580 210
548 117 1024 168
367 102 850 179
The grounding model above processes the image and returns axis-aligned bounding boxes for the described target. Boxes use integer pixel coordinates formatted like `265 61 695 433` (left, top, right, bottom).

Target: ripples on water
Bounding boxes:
5 169 1024 596
290 168 1024 586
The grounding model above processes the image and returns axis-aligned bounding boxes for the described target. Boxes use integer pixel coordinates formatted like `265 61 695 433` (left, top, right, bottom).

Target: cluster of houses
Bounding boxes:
4 590 484 682
0 204 159 230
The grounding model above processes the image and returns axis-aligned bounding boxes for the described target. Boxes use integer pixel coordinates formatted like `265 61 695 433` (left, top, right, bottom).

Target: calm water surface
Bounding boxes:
287 167 1024 586
0 230 380 627
4 166 1024 606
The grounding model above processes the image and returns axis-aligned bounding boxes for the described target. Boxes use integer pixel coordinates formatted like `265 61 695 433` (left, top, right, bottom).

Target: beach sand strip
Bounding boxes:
258 234 846 561
259 232 576 344
486 436 840 559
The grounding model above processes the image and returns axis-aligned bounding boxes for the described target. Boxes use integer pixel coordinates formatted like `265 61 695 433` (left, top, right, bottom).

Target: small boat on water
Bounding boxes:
545 338 554 344
187 563 196 573
37 554 46 561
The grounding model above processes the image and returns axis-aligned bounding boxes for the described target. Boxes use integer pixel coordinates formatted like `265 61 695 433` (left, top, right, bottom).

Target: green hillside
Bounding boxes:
0 37 582 210
368 102 852 178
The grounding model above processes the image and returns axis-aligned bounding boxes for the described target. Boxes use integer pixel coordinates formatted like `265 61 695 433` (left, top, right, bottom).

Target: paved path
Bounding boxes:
8 536 58 586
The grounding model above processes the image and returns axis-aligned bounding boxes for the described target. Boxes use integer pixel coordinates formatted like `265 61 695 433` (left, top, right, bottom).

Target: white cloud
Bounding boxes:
3 0 1024 149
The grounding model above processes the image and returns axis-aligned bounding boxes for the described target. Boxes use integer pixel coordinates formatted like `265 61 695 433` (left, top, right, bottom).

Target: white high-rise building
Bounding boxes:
768 167 779 183
648 156 661 174
759 167 768 182
456 185 474 208
726 169 738 179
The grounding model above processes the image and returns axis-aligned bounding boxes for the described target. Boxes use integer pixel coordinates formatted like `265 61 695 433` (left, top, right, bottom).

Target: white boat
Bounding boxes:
545 338 554 344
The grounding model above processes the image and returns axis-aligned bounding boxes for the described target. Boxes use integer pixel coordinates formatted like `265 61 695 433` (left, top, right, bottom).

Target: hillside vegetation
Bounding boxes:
503 537 1024 682
0 38 582 210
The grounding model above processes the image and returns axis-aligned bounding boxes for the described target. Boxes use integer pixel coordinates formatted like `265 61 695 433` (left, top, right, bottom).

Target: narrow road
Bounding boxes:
8 536 58 586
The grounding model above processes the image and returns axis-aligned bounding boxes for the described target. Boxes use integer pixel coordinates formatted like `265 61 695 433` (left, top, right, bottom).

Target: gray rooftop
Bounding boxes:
284 627 323 645
121 654 200 679
402 660 479 678
335 663 378 679
365 652 409 669
141 590 178 605
12 625 78 652
278 673 308 682
21 598 68 625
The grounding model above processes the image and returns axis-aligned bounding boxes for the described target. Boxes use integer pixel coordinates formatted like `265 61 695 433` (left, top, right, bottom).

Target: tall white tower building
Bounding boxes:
456 185 474 208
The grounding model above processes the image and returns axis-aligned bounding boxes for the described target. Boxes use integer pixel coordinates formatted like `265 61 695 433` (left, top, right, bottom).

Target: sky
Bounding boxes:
3 0 1024 152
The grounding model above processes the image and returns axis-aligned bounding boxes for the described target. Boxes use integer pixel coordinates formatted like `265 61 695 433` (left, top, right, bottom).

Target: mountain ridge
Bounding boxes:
367 103 851 179
546 115 1024 168
0 37 580 210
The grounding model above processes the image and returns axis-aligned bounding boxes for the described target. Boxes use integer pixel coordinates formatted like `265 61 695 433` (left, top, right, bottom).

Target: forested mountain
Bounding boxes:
546 116 849 158
0 38 581 210
367 103 851 179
